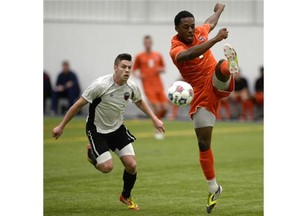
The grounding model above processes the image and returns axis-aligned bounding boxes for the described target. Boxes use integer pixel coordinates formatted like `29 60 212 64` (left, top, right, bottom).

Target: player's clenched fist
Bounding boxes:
214 3 225 12
52 126 63 139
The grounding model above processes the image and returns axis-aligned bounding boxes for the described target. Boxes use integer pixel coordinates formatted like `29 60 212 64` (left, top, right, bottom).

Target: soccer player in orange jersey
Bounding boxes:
133 35 168 140
169 3 239 213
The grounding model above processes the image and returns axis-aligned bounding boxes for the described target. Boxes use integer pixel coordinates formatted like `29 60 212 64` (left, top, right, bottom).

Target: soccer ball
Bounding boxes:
168 81 194 106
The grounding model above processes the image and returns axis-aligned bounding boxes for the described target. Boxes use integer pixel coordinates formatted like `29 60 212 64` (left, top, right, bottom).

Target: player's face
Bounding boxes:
144 38 152 51
62 63 69 73
114 60 132 84
175 17 195 44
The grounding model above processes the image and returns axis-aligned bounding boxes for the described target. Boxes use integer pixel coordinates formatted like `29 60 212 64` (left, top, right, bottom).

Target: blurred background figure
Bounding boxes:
230 70 254 121
217 97 232 121
254 65 264 120
133 35 168 139
43 70 52 114
51 60 81 115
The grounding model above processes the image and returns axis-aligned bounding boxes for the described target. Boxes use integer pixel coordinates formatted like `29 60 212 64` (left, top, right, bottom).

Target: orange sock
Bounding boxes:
220 60 230 76
199 148 215 180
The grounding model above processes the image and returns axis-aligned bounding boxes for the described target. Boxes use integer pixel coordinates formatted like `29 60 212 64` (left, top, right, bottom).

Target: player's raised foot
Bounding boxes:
224 44 239 74
119 195 140 210
86 144 97 167
206 185 223 214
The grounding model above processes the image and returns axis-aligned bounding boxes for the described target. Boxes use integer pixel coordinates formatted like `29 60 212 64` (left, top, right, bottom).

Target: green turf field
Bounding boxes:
44 117 263 216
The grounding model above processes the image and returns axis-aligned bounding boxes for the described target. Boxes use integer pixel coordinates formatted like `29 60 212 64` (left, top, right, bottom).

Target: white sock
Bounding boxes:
207 178 219 194
212 74 231 90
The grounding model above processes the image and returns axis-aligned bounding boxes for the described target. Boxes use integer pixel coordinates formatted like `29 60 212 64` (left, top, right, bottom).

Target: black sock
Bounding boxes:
122 170 137 199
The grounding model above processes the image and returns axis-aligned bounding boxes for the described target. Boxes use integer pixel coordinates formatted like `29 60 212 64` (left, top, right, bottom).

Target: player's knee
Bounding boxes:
98 163 113 173
125 161 137 174
198 139 211 152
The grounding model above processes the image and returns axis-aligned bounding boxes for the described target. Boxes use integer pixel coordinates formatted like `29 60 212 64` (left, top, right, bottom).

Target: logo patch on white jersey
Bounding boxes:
124 92 130 101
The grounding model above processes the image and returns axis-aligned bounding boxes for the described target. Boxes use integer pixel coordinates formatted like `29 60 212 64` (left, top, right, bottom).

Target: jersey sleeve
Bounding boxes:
132 86 142 103
129 82 142 103
81 79 104 103
199 24 211 35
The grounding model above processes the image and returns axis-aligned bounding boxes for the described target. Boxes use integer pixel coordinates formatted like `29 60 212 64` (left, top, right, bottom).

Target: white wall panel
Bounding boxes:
44 0 263 25
44 0 263 116
44 23 263 107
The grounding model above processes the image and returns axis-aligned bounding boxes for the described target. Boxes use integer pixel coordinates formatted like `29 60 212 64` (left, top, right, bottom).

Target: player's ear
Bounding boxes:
114 65 117 72
175 25 179 32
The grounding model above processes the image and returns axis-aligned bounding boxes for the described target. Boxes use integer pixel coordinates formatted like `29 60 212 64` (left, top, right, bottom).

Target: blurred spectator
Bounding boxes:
43 70 52 114
230 70 254 121
132 35 168 139
254 65 264 120
51 61 81 115
217 97 232 120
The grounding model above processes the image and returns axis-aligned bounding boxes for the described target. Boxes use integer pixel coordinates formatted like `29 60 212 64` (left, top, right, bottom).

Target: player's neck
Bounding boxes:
113 74 126 86
145 49 152 54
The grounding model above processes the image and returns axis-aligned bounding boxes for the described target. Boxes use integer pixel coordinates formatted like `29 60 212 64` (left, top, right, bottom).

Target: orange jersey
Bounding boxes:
133 51 165 92
170 24 233 117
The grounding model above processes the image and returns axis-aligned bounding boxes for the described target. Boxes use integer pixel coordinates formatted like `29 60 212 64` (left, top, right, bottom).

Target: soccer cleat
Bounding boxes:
224 44 239 74
87 144 97 166
206 185 223 214
119 195 140 210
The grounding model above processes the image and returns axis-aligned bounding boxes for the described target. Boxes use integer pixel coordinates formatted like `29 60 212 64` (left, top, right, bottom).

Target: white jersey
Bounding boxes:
82 74 142 134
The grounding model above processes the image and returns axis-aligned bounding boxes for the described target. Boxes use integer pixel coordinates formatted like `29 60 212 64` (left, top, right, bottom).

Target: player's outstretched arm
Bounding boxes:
135 99 165 133
204 3 225 32
177 29 227 63
177 26 228 63
52 97 88 139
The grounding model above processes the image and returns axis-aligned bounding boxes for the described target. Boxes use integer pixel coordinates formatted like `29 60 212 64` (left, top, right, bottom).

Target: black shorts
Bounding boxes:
86 124 136 163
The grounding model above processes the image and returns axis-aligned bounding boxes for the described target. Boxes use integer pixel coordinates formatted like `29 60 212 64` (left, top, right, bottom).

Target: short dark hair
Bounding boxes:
114 53 132 66
174 11 194 26
62 60 69 66
144 35 151 40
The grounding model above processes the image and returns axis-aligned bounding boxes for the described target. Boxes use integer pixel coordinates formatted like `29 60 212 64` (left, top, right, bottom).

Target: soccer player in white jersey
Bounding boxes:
52 53 165 210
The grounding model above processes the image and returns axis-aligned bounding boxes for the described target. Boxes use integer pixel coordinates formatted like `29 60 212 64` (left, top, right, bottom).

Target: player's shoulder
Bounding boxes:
171 34 179 42
92 74 114 87
153 51 163 57
170 34 187 52
196 24 210 33
126 79 137 87
126 79 141 91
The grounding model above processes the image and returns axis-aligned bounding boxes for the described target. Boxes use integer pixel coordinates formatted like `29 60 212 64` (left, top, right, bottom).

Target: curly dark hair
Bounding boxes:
174 11 194 26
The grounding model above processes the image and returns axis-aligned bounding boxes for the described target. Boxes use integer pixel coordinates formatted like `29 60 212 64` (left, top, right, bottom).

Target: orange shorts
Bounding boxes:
144 89 167 104
190 76 235 117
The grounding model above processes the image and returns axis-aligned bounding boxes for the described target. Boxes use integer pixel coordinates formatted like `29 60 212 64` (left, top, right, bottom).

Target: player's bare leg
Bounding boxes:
195 126 223 213
213 44 239 91
96 160 113 173
119 155 140 210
